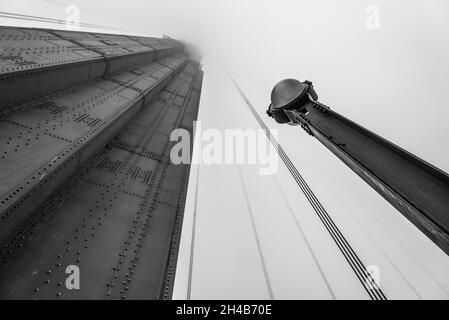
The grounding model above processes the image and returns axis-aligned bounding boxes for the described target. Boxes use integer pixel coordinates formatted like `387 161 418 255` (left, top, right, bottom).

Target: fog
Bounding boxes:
2 0 449 299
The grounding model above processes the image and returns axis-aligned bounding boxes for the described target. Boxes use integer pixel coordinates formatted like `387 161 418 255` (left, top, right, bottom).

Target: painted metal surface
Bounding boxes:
273 91 449 255
0 26 184 106
0 27 203 299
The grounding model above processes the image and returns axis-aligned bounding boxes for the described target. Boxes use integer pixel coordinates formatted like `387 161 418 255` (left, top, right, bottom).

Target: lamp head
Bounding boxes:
267 78 318 124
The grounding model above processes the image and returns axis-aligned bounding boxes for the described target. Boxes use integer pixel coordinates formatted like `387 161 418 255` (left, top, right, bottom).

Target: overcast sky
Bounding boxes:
1 0 449 299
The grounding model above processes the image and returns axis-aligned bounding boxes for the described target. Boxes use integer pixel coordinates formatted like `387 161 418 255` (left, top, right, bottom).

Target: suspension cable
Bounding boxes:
237 166 274 300
273 176 336 299
0 11 140 33
230 76 387 300
187 165 200 300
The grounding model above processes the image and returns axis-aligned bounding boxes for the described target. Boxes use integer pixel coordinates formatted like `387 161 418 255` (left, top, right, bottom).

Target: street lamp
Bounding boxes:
268 79 449 255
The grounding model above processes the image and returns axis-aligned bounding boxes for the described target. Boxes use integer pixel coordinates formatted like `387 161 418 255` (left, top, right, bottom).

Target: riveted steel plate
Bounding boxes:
135 100 169 128
0 120 67 195
131 36 180 50
0 27 187 107
0 27 101 77
0 52 189 249
158 54 188 70
0 27 107 106
51 30 153 57
0 62 203 299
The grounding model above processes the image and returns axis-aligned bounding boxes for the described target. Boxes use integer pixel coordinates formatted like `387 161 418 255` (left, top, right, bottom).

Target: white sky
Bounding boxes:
1 0 449 300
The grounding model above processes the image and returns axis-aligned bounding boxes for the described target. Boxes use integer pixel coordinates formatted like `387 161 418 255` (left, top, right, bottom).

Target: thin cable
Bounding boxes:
343 202 423 299
187 165 200 300
238 166 274 300
277 138 387 300
273 176 336 299
277 147 382 299
0 11 140 33
230 76 387 300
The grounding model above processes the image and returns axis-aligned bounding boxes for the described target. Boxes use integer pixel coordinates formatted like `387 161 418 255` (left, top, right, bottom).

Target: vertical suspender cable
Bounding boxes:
187 166 200 300
273 176 336 299
238 166 274 300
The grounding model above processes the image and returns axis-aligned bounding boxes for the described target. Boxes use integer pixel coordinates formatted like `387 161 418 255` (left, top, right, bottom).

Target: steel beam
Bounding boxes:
268 79 449 255
0 62 203 300
0 55 188 246
0 26 184 107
